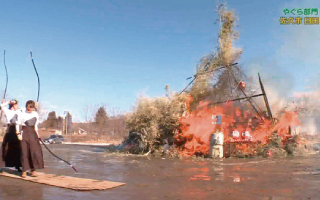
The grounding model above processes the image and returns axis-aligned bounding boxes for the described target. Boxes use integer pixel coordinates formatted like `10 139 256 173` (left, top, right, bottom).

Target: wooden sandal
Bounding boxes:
31 170 38 177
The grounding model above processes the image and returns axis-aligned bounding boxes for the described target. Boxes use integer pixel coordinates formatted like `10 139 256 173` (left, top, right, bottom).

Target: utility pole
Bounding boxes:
64 111 69 135
66 112 68 135
165 84 170 97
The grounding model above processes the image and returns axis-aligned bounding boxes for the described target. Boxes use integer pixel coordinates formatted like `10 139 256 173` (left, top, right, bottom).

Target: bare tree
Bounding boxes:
36 101 48 123
90 104 99 124
83 105 90 123
107 107 126 138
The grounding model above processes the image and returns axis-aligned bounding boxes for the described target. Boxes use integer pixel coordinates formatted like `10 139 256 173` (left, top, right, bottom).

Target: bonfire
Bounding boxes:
175 96 302 157
123 3 309 158
174 4 304 158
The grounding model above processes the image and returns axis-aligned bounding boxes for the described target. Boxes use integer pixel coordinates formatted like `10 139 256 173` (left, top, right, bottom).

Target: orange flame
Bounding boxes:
176 98 301 157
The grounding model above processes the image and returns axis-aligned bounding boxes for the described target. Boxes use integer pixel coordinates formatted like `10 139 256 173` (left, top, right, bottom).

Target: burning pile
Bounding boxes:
174 4 303 158
175 96 301 157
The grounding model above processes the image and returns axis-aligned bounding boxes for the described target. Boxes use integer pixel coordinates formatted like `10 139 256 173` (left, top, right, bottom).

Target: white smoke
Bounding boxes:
295 91 320 135
243 58 295 115
300 118 317 135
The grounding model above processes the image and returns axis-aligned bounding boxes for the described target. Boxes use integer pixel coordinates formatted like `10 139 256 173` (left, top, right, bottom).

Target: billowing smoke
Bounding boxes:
242 58 295 115
295 91 320 135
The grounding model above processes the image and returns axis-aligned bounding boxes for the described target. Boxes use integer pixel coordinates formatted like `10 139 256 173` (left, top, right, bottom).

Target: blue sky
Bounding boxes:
0 0 319 122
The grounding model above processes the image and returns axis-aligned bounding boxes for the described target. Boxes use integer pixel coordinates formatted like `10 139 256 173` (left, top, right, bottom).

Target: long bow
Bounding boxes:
3 50 8 100
0 50 8 120
30 51 40 102
30 51 78 172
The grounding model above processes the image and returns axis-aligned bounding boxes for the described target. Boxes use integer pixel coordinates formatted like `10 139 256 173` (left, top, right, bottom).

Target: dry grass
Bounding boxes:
65 135 122 145
125 93 188 151
217 5 242 66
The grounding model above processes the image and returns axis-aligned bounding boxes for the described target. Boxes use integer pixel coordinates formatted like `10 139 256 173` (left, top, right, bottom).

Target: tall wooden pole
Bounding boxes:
66 112 68 135
258 73 275 125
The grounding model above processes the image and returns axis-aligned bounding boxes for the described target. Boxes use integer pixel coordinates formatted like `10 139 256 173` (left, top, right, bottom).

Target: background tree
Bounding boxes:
83 105 90 123
94 106 108 135
36 102 48 123
66 112 72 133
108 107 127 138
57 116 63 131
46 111 57 129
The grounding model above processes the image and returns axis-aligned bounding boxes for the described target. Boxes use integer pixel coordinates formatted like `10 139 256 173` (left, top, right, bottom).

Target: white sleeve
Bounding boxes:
0 102 9 112
21 112 26 126
35 112 39 132
17 110 23 125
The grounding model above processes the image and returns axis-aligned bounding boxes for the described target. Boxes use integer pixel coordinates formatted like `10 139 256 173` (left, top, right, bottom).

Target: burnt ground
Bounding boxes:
0 144 320 200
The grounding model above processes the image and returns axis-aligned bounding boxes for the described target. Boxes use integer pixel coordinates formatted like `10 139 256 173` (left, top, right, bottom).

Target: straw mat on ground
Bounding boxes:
0 168 125 191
